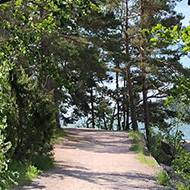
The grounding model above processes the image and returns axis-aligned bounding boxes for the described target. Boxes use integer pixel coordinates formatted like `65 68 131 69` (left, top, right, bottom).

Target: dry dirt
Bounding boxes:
13 128 171 190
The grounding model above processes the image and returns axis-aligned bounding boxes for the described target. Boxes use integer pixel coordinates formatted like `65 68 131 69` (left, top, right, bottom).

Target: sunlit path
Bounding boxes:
13 128 171 190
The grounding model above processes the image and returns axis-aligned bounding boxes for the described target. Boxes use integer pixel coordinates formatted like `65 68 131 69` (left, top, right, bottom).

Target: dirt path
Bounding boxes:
13 128 169 190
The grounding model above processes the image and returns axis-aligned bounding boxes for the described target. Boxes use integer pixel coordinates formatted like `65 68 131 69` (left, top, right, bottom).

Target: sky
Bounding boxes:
175 0 190 27
175 1 190 67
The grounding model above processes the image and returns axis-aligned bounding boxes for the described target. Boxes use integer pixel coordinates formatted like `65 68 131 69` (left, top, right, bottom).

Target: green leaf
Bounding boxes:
15 0 22 7
183 47 190 52
172 26 178 32
142 29 150 37
150 38 158 43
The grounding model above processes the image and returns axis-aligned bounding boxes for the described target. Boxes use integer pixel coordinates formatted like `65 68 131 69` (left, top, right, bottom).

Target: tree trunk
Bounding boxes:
142 69 150 139
126 105 130 130
126 64 138 131
125 0 138 131
54 88 61 128
110 103 117 130
103 113 108 130
141 0 150 142
90 87 95 128
116 66 121 130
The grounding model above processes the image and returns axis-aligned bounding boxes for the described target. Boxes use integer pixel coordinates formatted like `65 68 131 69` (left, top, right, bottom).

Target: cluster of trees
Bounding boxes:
0 0 190 188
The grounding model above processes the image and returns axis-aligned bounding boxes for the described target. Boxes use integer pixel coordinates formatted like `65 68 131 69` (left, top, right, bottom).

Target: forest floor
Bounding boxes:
13 128 172 190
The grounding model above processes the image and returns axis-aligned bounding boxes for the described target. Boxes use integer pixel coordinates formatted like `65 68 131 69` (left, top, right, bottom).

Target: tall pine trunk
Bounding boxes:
110 103 117 130
116 68 121 130
90 87 95 128
142 69 150 138
125 0 138 131
141 0 150 141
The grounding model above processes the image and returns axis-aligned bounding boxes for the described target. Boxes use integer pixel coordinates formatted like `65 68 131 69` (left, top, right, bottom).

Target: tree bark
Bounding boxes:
116 69 121 130
90 87 95 128
126 64 138 131
142 69 150 138
141 0 150 141
125 0 138 131
126 105 130 130
110 103 117 130
103 113 108 130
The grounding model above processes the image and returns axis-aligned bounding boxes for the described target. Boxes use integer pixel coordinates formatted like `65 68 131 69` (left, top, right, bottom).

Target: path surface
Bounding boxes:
13 128 168 190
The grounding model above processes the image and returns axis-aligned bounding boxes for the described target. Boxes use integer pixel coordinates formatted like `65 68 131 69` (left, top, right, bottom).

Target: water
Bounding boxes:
64 120 190 140
179 124 190 140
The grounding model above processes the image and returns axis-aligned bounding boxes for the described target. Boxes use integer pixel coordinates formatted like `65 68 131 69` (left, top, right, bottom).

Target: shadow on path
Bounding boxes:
13 128 168 190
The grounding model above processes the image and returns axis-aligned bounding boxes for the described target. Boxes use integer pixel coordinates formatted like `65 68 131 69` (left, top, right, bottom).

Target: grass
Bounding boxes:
137 153 157 168
129 131 158 168
52 127 67 144
129 131 145 154
156 171 170 186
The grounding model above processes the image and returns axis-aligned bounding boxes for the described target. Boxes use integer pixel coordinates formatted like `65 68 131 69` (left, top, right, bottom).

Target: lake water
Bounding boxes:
138 122 190 140
65 120 190 140
178 124 190 140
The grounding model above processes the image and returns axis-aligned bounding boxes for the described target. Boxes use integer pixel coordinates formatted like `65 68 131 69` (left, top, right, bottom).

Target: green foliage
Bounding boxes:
177 182 190 190
5 67 57 161
9 162 41 187
149 130 173 165
0 126 17 189
29 155 54 171
172 145 190 180
0 67 18 189
156 171 170 186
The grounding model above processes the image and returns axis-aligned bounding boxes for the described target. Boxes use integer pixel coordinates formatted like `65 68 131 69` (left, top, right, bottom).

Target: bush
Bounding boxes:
172 145 190 179
0 119 17 189
6 68 56 161
9 161 42 187
149 130 173 165
29 154 54 171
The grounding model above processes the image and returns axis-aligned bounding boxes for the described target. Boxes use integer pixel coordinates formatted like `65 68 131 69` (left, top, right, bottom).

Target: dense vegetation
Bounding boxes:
0 0 190 189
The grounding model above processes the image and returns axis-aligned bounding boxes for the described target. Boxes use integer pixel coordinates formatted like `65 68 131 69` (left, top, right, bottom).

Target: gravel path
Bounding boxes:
13 128 168 190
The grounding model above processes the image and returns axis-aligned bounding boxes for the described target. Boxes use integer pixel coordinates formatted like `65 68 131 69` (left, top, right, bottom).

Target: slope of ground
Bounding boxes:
13 128 171 190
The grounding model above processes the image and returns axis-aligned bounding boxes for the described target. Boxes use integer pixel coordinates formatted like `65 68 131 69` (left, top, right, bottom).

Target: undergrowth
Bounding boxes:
10 128 66 189
52 128 67 144
129 131 158 168
156 171 170 186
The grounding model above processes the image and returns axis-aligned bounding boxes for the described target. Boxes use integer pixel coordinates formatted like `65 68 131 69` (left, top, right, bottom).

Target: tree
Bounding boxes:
124 0 185 140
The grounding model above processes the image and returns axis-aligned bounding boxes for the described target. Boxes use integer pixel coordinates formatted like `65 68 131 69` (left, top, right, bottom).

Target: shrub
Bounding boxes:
172 145 190 179
9 162 41 187
149 130 173 165
0 118 17 189
29 154 54 171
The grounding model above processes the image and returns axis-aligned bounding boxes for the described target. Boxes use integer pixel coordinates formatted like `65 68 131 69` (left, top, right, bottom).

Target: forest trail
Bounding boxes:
13 128 169 190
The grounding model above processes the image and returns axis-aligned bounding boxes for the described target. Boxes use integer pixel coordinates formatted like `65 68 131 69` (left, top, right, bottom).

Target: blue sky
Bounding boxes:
175 1 190 67
175 1 190 27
